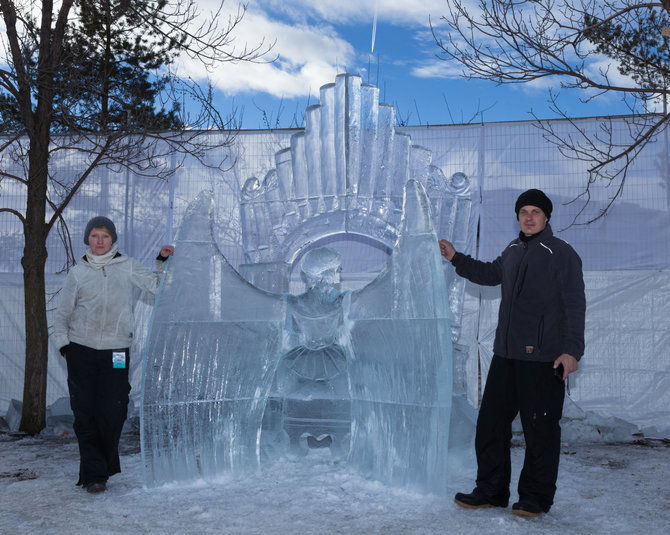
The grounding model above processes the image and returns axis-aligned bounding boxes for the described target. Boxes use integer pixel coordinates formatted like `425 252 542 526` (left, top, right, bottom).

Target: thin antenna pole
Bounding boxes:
369 0 379 85
371 0 378 54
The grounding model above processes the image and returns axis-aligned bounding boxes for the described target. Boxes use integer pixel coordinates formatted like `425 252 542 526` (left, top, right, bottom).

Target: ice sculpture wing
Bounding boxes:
347 179 453 495
141 191 285 486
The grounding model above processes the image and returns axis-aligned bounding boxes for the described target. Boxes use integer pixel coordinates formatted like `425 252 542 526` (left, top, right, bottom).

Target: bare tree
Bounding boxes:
432 0 670 223
0 0 274 433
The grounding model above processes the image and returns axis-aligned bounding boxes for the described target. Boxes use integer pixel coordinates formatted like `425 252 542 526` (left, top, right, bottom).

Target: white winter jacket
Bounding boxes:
53 252 166 351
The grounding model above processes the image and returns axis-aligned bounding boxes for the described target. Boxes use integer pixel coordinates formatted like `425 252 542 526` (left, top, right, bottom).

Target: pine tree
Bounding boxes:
584 7 670 97
0 0 184 134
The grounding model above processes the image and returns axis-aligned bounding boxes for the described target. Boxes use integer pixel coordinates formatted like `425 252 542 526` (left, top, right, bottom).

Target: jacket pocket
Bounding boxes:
536 315 545 349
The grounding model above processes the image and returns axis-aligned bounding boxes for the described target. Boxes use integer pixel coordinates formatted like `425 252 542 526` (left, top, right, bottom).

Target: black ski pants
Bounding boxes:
65 342 130 486
474 355 565 512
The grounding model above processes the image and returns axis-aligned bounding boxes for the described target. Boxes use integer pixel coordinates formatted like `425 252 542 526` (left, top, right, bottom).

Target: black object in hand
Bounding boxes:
553 363 564 381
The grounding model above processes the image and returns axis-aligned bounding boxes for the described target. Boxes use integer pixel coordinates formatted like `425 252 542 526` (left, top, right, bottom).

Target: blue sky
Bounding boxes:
0 1 637 130
184 1 632 129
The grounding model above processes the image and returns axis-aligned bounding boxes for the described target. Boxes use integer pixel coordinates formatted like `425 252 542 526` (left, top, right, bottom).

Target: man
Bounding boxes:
439 189 585 517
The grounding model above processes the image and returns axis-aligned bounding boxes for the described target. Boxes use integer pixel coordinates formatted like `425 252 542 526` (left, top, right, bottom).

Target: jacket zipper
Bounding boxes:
100 266 107 347
516 264 528 296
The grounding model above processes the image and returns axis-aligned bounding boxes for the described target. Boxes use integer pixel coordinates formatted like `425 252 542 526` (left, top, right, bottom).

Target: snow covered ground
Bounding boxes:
1 423 668 535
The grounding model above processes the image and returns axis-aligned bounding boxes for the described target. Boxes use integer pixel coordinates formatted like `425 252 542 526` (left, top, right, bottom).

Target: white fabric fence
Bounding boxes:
1 116 668 435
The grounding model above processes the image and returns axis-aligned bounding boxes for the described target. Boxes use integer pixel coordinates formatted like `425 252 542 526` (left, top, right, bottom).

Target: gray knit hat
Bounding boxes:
84 216 117 245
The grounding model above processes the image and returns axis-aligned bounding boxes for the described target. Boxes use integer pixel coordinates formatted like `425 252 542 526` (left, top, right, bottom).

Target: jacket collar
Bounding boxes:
518 223 553 245
81 251 123 264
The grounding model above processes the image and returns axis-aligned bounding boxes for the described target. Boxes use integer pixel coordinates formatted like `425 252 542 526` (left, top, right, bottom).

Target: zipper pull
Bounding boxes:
102 266 107 277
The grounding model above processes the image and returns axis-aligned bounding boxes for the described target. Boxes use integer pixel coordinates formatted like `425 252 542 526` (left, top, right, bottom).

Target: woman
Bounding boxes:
53 216 174 493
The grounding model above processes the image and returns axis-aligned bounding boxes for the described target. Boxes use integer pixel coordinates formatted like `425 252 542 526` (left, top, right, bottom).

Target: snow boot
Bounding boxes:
454 488 508 509
86 481 107 494
512 499 545 517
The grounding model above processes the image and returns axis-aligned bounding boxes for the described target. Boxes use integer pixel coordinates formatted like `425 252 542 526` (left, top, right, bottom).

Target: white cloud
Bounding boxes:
411 59 464 79
254 0 446 27
210 57 344 99
175 3 357 98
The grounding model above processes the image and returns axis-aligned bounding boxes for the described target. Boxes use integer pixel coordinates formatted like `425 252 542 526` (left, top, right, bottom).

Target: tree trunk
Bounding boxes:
20 233 49 433
19 138 50 434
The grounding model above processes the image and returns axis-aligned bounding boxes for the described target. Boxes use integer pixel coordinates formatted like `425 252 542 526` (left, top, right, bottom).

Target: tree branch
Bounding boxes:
0 206 26 224
433 0 670 221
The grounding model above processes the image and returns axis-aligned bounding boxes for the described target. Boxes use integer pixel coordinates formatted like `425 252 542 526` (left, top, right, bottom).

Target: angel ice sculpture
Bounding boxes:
141 180 458 494
141 73 474 495
262 247 352 457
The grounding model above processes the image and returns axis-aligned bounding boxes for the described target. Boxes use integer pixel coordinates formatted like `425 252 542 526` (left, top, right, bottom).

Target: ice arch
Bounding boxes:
238 74 472 344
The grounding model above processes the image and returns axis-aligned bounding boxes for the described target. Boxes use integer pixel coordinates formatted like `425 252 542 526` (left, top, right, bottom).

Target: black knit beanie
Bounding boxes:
84 216 118 245
515 189 553 220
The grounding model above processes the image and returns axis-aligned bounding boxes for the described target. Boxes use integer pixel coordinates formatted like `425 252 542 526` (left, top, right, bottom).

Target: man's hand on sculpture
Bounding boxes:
438 239 456 261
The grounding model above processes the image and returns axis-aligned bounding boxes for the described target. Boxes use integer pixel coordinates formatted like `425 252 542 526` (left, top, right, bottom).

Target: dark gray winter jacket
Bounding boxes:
451 224 585 362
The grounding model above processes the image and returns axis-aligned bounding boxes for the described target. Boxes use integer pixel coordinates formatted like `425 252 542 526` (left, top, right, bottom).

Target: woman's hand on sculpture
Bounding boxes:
159 245 175 258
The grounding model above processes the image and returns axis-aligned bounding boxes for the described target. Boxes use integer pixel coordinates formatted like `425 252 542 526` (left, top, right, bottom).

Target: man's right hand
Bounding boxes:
439 239 456 261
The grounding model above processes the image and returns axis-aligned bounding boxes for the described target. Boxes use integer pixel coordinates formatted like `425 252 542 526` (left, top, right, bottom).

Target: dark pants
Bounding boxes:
65 342 130 486
475 355 565 512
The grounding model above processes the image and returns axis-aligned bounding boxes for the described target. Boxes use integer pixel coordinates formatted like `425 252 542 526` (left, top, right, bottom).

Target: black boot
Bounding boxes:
454 488 508 509
86 481 107 494
512 498 546 517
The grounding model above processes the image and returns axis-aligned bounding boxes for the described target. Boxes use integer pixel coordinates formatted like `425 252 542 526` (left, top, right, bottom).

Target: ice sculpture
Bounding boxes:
141 73 473 495
142 180 453 493
238 74 471 342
